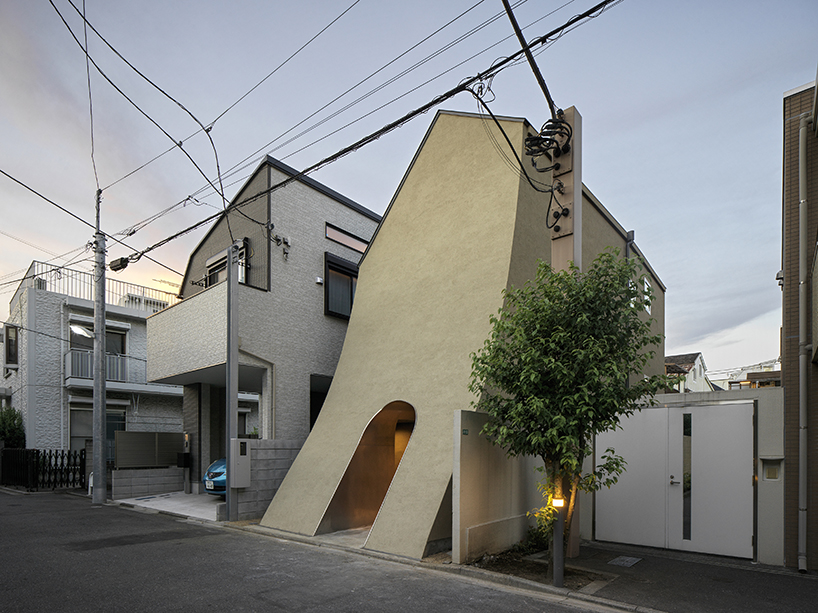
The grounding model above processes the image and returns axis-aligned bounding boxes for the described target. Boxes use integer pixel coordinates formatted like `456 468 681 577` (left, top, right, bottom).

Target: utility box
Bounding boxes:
229 438 251 489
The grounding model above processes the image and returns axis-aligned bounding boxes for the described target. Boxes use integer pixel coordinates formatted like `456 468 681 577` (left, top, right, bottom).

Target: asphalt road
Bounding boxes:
0 490 607 613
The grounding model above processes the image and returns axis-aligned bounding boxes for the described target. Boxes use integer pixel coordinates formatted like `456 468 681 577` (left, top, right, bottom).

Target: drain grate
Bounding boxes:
608 556 642 567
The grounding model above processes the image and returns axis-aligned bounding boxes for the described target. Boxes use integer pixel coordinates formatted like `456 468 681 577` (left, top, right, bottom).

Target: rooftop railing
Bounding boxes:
10 261 180 315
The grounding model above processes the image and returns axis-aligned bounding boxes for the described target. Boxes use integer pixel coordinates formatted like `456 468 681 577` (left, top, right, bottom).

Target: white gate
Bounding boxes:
595 403 754 559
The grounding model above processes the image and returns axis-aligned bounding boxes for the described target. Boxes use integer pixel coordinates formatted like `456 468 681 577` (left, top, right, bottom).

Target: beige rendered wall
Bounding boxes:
261 110 551 558
453 410 542 563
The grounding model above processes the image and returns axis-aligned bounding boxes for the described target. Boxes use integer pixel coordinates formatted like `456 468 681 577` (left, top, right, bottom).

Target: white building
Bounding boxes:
665 352 716 393
2 261 184 457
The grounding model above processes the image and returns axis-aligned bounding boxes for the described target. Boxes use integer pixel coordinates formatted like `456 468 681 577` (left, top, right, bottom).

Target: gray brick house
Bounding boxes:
146 156 380 513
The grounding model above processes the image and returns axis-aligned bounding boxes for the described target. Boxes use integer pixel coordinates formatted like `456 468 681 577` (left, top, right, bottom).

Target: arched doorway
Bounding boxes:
317 401 415 534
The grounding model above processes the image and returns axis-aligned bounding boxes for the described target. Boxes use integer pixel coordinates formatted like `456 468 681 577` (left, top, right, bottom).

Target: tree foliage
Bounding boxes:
469 249 671 547
0 404 26 449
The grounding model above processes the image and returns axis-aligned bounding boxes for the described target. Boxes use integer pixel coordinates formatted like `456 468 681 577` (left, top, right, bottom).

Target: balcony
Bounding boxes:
66 349 132 383
64 348 182 398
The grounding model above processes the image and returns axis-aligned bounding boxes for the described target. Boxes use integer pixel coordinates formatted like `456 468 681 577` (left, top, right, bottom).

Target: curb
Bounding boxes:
229 523 666 613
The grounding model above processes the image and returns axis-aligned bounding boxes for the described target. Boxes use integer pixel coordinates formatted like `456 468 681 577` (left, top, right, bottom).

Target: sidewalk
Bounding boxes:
113 490 221 522
114 491 818 613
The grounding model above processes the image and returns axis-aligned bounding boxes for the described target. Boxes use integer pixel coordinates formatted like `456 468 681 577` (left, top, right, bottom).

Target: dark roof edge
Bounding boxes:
265 156 381 222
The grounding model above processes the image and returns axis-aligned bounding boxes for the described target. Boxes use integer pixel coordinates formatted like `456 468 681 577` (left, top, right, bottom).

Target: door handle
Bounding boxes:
669 475 680 485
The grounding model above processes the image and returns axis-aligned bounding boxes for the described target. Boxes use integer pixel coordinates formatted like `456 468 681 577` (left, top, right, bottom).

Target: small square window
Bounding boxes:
204 239 248 288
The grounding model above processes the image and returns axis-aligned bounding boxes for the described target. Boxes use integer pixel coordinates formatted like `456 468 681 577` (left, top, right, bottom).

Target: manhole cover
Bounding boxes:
608 556 642 567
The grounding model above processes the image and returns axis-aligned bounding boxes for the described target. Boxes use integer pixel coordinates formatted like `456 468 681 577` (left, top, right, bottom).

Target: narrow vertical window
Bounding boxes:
325 253 358 319
683 412 692 541
4 325 19 366
643 278 652 314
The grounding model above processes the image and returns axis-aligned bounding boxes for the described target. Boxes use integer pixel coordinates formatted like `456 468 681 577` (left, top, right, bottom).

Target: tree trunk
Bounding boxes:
564 474 581 543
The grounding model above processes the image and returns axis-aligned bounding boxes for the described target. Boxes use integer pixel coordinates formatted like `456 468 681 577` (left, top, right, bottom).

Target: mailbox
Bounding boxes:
229 438 251 489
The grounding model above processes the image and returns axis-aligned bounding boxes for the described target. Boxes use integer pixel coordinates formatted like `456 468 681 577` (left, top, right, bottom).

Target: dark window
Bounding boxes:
205 239 248 288
325 253 358 319
4 325 19 366
69 324 125 355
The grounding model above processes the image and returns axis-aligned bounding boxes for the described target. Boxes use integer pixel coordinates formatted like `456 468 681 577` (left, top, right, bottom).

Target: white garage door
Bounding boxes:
595 403 754 559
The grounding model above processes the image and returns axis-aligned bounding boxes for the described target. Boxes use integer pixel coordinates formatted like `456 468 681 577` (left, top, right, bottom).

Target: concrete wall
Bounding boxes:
147 282 228 383
453 410 542 563
234 438 303 520
111 467 185 500
260 110 667 560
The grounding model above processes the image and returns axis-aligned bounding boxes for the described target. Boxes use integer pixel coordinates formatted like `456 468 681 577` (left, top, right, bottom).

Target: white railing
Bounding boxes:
12 261 180 314
66 349 132 383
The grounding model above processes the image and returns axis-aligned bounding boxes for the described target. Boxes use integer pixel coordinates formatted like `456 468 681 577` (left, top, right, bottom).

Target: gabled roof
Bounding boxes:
179 156 381 293
665 352 704 373
665 363 687 375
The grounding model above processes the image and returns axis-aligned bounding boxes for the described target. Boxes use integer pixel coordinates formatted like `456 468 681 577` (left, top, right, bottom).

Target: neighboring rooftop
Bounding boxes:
8 261 180 316
665 353 703 373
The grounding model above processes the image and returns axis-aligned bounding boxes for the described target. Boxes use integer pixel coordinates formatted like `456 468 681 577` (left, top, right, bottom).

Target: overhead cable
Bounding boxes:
101 0 363 192
49 0 230 221
127 0 621 262
0 167 182 276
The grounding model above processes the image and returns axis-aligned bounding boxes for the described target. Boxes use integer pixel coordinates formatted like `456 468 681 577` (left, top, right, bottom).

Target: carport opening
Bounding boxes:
317 401 415 535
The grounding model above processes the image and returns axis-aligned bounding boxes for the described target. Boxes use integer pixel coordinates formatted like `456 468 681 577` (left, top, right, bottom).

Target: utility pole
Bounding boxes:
225 240 241 521
92 189 107 505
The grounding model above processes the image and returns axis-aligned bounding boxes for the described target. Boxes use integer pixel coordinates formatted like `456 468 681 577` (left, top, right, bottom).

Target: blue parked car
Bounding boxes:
203 458 226 495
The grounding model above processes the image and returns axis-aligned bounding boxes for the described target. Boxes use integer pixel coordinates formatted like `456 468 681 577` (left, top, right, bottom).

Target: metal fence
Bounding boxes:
0 448 86 491
11 261 180 315
67 349 130 382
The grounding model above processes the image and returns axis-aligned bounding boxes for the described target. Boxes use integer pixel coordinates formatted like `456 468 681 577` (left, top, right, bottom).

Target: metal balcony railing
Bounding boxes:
66 349 135 383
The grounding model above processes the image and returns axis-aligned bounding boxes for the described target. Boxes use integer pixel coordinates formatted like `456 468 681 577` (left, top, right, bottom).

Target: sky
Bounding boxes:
1 0 816 373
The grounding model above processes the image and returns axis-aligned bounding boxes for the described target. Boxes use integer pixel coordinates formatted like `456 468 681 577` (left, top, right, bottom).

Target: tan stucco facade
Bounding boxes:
260 109 666 559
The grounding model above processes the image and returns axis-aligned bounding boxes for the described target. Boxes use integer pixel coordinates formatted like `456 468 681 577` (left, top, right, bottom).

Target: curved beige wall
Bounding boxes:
261 111 550 558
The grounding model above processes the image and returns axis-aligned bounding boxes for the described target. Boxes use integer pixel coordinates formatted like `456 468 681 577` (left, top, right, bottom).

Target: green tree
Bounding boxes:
0 404 26 449
469 249 671 572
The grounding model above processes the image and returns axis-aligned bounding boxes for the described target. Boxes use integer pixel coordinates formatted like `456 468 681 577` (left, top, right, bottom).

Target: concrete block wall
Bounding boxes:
236 438 303 520
111 467 185 500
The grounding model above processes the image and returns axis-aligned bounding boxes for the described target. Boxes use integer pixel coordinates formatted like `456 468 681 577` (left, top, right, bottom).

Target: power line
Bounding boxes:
127 0 621 262
0 167 182 276
48 0 230 221
61 0 239 238
0 229 62 258
187 0 499 201
190 0 578 205
100 0 363 193
82 0 100 190
93 0 525 238
502 0 557 119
